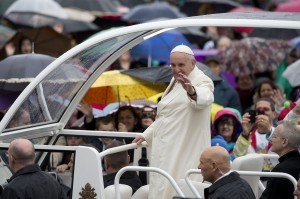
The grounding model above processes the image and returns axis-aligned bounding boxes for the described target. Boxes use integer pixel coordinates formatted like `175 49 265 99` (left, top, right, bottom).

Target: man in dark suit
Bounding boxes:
198 146 255 199
103 140 142 194
260 120 300 199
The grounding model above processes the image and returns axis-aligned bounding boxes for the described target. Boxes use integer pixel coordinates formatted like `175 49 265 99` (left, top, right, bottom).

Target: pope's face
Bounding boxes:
170 52 195 81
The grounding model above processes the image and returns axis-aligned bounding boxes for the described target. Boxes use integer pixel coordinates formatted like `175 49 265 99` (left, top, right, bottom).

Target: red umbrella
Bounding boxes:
275 0 300 12
229 7 263 34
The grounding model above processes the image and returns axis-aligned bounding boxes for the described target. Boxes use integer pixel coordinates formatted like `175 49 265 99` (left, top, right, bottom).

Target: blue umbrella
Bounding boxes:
130 29 191 63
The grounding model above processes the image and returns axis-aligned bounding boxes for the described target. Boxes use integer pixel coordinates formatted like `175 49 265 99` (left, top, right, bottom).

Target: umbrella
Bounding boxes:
275 0 300 12
145 18 209 49
122 62 222 86
0 0 16 17
229 7 263 35
282 59 300 87
0 53 55 91
249 28 300 40
54 0 125 14
0 90 21 110
121 2 186 24
219 37 293 75
0 25 15 48
148 92 163 103
3 0 99 33
130 29 191 63
63 8 95 22
0 26 73 60
176 26 209 49
180 0 242 16
82 70 167 105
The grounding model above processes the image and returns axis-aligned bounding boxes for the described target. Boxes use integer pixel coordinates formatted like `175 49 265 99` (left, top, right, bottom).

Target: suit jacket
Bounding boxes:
1 164 67 199
142 66 214 199
260 150 300 199
204 171 255 199
103 171 142 194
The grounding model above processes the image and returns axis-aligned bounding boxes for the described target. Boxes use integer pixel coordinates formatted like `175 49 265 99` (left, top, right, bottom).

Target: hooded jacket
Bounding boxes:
212 109 242 153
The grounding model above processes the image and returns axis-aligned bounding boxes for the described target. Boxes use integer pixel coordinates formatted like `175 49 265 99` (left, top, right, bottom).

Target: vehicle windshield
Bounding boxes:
3 31 145 132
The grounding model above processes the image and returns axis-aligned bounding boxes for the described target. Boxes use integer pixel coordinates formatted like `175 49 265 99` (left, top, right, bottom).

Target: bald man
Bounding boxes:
1 139 67 199
199 146 255 199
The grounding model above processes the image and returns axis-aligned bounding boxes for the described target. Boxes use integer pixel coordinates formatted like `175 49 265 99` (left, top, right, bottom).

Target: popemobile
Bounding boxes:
0 12 299 199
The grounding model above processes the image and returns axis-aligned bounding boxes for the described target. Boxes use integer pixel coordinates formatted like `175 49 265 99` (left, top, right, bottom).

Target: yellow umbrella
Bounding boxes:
211 103 224 122
147 92 163 103
148 93 223 122
83 70 167 104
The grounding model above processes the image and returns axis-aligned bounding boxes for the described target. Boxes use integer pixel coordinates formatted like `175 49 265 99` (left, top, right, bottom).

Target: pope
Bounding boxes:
133 44 214 199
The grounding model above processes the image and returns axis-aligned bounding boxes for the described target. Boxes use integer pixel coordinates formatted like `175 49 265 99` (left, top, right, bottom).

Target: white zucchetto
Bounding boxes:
170 44 194 56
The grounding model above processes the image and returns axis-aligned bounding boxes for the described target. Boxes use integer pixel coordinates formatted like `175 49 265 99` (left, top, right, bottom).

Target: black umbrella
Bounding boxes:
180 0 242 16
122 62 222 86
249 28 300 40
3 0 99 33
0 53 55 91
54 0 124 13
121 2 186 24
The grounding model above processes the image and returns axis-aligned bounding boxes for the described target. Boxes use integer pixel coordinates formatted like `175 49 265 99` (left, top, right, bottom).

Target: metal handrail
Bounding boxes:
185 169 205 198
114 166 185 199
99 142 148 160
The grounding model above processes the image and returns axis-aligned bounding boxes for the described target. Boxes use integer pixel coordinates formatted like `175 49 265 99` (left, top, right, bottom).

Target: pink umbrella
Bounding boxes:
275 0 300 12
229 7 263 34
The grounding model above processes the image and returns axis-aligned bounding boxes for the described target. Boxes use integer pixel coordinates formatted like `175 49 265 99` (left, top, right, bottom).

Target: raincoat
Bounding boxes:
212 109 242 154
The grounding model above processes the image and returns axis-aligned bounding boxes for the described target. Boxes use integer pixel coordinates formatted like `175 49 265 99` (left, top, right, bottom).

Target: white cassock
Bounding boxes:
142 66 214 199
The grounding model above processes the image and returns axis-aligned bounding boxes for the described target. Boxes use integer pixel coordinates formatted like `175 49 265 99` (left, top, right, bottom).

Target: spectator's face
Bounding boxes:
269 125 285 155
170 52 195 81
217 117 234 142
217 37 231 51
21 39 32 54
206 61 221 75
198 153 213 183
14 111 31 127
141 108 155 128
259 83 273 98
237 74 253 90
98 122 114 131
118 110 137 132
66 136 84 146
294 179 300 199
98 122 114 146
255 100 275 121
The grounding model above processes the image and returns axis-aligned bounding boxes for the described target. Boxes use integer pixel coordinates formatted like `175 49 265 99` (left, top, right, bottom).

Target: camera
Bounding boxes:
141 111 155 119
248 108 265 123
256 107 265 115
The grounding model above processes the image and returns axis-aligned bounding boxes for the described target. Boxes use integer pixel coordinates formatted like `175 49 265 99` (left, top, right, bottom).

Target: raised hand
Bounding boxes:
176 73 195 96
270 89 286 107
78 101 93 122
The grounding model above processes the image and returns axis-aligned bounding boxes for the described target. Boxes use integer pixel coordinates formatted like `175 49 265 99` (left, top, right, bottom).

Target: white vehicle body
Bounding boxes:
0 12 299 198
